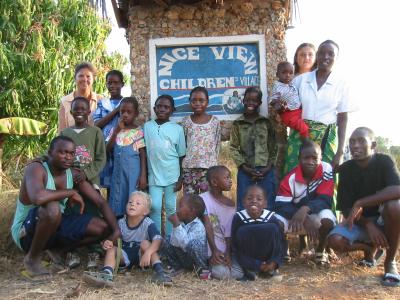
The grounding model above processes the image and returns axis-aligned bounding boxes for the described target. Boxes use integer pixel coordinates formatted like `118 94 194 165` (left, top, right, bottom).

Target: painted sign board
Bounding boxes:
149 35 267 120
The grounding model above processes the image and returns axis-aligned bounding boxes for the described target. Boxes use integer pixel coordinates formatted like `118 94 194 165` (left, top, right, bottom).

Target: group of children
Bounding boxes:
56 67 341 287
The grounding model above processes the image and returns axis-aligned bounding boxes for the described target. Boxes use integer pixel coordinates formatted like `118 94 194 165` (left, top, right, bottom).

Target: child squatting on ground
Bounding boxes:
274 140 336 266
201 166 244 280
106 97 147 217
60 96 107 269
144 95 186 236
230 86 277 211
181 86 221 195
232 185 287 281
269 61 309 139
83 191 172 287
161 194 209 278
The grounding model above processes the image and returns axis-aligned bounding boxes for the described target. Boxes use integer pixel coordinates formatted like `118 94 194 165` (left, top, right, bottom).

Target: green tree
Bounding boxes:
0 0 126 169
375 136 390 154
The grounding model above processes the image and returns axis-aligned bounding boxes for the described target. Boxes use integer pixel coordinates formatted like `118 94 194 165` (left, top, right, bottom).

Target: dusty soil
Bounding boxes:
1 191 399 300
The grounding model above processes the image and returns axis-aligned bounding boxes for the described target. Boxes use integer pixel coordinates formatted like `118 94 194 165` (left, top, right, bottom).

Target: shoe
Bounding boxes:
87 252 100 269
164 267 184 278
83 270 114 288
151 272 173 286
66 252 81 269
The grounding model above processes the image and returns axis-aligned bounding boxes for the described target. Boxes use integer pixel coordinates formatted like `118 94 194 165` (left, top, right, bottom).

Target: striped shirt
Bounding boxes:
270 81 301 110
118 216 162 246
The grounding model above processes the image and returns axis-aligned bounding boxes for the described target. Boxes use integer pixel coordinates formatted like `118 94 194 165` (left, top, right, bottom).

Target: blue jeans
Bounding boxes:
236 167 277 211
149 184 176 236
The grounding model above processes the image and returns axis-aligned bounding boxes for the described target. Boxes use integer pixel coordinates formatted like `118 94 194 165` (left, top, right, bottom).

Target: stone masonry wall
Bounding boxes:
127 0 289 140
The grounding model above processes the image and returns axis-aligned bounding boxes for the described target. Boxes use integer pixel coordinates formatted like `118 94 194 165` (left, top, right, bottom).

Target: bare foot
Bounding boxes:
46 249 64 265
23 255 50 276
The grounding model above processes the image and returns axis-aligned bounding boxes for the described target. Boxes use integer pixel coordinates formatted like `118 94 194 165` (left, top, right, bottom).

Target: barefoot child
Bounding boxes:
93 70 124 191
144 95 186 235
162 194 208 277
201 166 243 280
269 61 309 139
230 86 277 211
83 191 172 286
232 185 287 280
274 140 336 265
107 97 147 217
182 86 221 194
60 97 107 269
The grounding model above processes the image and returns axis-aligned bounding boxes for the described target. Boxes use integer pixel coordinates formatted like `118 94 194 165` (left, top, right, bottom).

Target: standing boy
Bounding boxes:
275 140 336 265
328 127 400 286
60 96 106 269
230 86 277 210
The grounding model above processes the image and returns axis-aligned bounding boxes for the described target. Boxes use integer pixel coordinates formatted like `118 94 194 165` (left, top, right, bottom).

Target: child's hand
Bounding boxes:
174 177 183 192
102 239 114 250
139 251 152 268
168 213 181 227
209 249 225 265
137 174 147 190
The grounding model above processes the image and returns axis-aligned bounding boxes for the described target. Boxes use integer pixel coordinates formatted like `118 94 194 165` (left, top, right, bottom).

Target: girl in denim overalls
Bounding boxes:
106 97 147 216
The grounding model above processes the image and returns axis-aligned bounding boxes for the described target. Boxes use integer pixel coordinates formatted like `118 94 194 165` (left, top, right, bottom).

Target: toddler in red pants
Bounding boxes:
270 61 309 138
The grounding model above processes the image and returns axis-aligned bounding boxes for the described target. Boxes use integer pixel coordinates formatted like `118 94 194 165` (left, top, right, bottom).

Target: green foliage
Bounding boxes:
0 0 127 168
375 136 400 169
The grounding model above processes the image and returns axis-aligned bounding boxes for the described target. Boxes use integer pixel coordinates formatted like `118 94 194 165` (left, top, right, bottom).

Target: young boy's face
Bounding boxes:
71 100 90 125
212 168 232 192
243 92 261 115
154 98 173 121
126 194 149 218
349 129 375 161
299 146 321 177
176 198 194 223
106 74 123 99
243 186 266 219
277 64 294 84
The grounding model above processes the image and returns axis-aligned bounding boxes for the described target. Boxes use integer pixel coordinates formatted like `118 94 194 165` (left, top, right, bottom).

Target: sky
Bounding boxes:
105 0 400 145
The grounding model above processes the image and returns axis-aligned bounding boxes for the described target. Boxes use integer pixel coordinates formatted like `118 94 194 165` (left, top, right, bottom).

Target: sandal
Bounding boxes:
83 270 114 288
314 252 329 266
381 261 400 287
357 249 385 268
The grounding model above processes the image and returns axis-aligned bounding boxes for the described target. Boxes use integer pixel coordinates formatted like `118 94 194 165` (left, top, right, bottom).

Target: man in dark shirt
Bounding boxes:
327 127 400 287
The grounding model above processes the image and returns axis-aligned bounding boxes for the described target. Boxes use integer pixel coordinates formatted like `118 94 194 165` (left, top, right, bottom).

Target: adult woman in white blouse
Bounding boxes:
283 40 354 174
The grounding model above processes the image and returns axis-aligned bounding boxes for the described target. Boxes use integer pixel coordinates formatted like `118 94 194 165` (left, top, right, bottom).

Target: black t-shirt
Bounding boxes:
337 154 400 217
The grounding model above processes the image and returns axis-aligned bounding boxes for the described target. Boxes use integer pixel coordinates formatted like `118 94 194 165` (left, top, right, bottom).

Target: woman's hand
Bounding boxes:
331 151 343 173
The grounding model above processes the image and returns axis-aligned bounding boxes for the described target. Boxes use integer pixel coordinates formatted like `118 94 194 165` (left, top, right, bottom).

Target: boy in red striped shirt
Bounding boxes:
274 140 336 265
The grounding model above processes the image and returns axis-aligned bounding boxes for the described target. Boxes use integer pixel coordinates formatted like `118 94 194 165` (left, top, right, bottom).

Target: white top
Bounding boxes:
292 70 355 125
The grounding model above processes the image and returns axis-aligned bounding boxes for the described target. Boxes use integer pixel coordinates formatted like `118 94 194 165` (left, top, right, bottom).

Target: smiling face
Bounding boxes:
243 185 266 219
154 97 173 122
176 197 194 223
243 91 261 115
190 91 209 115
349 128 376 162
74 67 94 92
71 98 90 127
106 74 123 99
317 42 338 72
126 194 150 218
299 145 322 179
296 46 316 74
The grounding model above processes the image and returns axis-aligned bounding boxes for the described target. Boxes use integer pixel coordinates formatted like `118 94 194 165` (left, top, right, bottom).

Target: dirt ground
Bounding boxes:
1 191 399 300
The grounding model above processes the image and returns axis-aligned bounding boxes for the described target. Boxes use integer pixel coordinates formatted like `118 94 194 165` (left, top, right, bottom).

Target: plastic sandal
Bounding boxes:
314 252 329 266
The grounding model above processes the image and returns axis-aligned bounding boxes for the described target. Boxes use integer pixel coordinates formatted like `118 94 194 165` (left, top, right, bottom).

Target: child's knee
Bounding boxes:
327 234 349 252
140 240 151 251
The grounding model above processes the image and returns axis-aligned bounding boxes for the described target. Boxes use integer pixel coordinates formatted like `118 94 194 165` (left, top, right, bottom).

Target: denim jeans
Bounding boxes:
236 167 277 211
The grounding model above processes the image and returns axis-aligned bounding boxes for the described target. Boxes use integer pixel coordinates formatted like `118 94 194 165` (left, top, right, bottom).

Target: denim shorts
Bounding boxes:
121 241 141 268
328 216 383 245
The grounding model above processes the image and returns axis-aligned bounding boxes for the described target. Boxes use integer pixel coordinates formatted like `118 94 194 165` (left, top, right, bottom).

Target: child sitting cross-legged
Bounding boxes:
83 191 172 287
201 166 244 280
162 194 209 278
232 185 287 281
274 140 336 265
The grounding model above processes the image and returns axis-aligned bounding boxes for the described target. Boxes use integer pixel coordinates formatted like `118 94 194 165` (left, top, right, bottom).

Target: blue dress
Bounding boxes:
109 128 145 216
